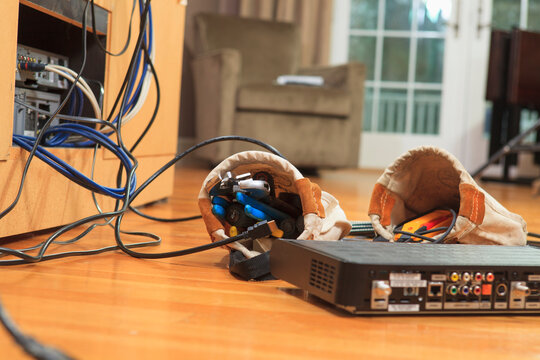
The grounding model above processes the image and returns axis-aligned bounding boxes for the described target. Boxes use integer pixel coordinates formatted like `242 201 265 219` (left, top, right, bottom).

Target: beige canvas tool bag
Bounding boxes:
368 146 527 245
198 151 351 258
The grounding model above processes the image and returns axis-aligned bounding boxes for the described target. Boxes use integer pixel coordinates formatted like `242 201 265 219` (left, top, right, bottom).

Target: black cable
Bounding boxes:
114 218 276 259
129 42 158 153
131 136 284 202
528 232 540 239
90 0 136 56
126 136 283 222
392 208 457 244
0 298 73 360
129 206 202 223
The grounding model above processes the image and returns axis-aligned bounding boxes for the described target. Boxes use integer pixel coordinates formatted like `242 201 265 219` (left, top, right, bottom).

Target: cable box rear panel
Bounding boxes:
270 239 540 315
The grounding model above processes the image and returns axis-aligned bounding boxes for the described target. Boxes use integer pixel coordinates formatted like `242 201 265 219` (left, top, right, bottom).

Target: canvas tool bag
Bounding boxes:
198 151 351 279
368 146 527 245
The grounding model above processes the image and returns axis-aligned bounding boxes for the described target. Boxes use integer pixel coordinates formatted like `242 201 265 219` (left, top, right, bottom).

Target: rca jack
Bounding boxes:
447 285 458 296
459 285 470 296
485 272 495 283
449 272 459 282
474 272 483 282
496 283 508 297
462 272 471 282
472 285 482 296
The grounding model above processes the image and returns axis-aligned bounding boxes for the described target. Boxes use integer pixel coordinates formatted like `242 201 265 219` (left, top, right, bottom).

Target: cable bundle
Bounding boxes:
12 0 154 200
13 124 135 199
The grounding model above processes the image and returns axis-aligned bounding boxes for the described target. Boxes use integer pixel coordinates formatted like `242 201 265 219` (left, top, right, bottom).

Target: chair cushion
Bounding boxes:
237 84 351 118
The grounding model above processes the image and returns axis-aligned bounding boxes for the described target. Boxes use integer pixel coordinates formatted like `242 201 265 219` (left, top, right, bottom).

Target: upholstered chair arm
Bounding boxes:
298 62 365 92
192 48 241 159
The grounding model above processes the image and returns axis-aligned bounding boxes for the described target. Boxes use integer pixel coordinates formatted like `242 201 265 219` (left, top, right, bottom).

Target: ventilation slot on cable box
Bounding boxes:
309 259 336 294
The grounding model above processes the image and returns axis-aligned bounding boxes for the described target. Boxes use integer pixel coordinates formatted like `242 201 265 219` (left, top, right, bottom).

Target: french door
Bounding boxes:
332 0 493 170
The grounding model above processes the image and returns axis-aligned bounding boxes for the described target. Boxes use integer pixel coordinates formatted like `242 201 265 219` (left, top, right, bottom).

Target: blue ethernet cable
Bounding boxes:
13 134 135 199
13 124 136 199
77 87 84 116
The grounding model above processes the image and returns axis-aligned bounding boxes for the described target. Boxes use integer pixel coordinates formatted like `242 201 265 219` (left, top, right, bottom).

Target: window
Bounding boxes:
348 0 451 134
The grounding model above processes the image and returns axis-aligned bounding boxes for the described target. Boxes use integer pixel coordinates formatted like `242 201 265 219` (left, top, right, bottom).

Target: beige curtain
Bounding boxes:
235 0 333 67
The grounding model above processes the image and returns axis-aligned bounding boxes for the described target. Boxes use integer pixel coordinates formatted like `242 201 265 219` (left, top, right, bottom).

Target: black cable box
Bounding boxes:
270 239 540 315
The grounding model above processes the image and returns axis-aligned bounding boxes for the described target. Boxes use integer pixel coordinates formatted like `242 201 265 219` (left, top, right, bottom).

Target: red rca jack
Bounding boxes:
485 272 495 282
474 272 483 282
472 285 482 296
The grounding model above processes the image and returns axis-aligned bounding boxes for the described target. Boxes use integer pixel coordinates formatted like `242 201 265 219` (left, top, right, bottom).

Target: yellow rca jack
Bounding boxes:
449 272 459 282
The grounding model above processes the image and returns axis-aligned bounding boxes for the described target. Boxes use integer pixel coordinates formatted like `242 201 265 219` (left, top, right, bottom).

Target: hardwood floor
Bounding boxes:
0 165 539 359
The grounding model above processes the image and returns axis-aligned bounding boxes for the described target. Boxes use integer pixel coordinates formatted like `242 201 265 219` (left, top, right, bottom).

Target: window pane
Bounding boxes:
363 87 374 131
378 89 407 132
492 0 521 30
381 38 410 81
529 0 540 32
385 0 412 30
349 36 376 80
416 38 444 83
417 0 452 32
350 0 378 29
412 90 441 134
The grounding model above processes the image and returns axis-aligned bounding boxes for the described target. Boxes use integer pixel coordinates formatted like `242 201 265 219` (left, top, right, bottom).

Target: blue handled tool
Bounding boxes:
244 205 272 221
211 204 226 219
236 193 289 221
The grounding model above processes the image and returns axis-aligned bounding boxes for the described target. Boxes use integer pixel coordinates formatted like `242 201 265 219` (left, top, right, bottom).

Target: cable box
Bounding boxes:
270 239 540 315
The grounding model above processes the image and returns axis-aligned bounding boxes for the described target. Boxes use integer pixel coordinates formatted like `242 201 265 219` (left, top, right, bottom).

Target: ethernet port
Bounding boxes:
428 282 443 297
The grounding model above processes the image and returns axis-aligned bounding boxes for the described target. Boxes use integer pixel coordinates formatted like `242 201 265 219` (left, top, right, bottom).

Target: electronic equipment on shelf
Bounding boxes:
270 239 540 315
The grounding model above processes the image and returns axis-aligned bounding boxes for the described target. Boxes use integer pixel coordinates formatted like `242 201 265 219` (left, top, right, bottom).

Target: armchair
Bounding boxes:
192 13 365 168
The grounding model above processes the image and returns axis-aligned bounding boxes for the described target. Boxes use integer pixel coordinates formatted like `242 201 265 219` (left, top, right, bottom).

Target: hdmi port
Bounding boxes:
399 299 411 304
